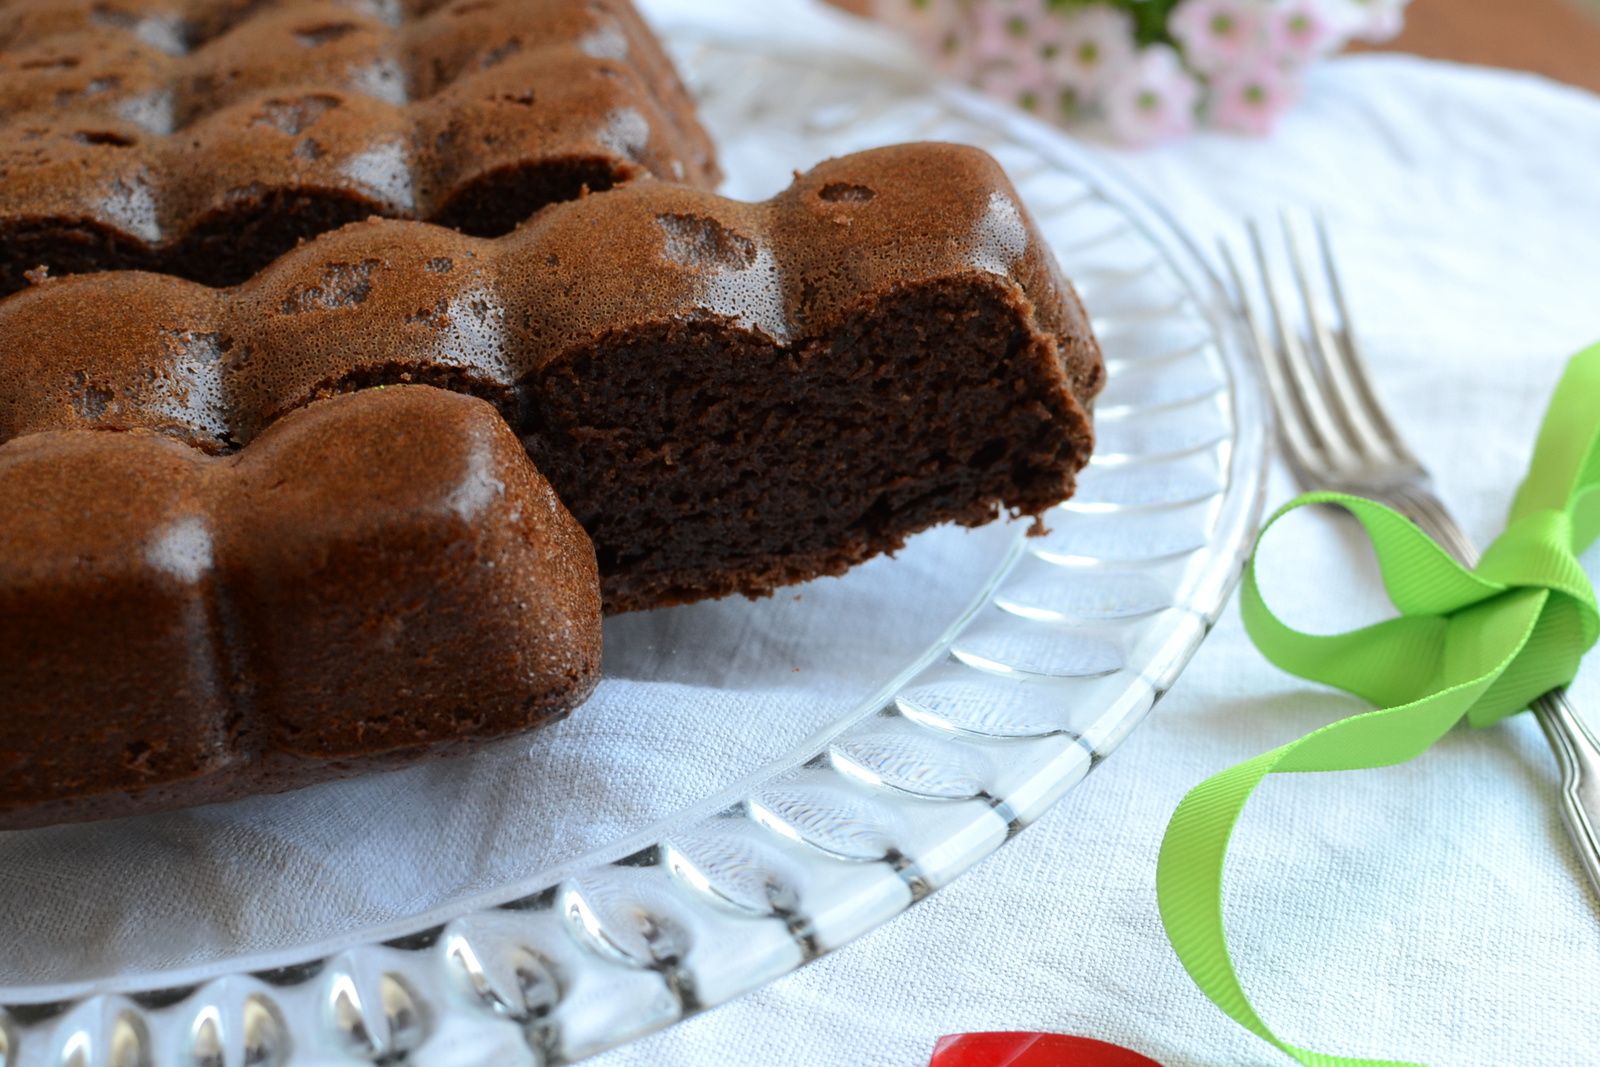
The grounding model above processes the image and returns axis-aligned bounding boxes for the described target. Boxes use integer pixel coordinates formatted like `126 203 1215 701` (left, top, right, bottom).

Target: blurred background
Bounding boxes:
833 0 1600 93
1359 0 1600 92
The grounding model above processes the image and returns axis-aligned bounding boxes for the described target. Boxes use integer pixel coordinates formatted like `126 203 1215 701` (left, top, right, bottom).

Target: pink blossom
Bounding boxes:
1040 5 1136 96
1102 44 1201 146
871 0 970 73
1170 0 1268 74
971 46 1051 113
1341 0 1409 42
1207 60 1303 135
965 0 1052 115
869 0 1372 148
971 0 1050 64
1266 0 1342 64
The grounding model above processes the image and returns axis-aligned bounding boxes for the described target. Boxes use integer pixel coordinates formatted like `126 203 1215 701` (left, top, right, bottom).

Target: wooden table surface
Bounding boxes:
1364 0 1600 94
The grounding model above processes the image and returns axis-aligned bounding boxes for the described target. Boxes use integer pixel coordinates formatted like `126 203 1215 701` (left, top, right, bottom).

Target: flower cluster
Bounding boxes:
868 0 1409 145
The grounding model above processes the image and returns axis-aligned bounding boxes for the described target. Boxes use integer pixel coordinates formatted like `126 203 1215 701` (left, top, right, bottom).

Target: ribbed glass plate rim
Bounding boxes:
0 35 1269 1067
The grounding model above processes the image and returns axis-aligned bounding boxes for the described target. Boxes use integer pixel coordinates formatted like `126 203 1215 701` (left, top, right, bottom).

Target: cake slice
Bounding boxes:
0 0 718 292
0 142 1103 612
516 146 1102 609
0 385 601 828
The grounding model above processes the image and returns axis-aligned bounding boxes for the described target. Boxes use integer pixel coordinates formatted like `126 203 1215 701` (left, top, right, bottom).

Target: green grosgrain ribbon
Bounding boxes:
1156 341 1600 1067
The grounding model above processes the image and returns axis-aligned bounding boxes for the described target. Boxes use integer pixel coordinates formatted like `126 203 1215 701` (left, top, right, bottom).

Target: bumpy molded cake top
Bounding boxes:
0 384 601 820
0 0 718 285
0 142 1103 449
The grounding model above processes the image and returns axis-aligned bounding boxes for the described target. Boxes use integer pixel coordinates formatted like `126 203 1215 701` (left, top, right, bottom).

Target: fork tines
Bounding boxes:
1221 213 1422 489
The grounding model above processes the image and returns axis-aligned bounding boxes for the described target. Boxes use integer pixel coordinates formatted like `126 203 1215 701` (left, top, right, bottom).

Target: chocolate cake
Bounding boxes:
0 385 601 829
0 0 719 293
0 142 1104 614
0 141 1100 825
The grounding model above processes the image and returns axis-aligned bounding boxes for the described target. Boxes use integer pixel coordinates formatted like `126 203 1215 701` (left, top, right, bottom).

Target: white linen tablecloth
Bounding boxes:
592 3 1600 1064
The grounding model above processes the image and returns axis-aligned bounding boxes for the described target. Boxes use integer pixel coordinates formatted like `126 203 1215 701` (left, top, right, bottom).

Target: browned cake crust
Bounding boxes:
0 385 602 829
0 141 1104 612
0 0 719 292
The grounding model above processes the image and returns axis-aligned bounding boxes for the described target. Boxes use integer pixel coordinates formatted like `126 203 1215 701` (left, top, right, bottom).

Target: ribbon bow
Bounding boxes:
1156 341 1600 1066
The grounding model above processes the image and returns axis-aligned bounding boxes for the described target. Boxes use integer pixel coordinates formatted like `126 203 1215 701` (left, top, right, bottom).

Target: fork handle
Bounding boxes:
1380 488 1600 901
1533 689 1600 902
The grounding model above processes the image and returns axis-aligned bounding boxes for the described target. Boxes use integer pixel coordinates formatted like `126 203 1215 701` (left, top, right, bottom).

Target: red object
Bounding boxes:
930 1032 1164 1067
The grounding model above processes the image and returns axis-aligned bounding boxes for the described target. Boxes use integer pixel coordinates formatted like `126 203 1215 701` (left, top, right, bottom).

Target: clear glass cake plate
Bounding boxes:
0 21 1267 1067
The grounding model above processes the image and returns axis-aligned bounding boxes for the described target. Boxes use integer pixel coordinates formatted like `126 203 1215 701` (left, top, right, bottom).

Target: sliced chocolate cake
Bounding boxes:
0 141 1101 824
0 0 719 292
0 142 1103 614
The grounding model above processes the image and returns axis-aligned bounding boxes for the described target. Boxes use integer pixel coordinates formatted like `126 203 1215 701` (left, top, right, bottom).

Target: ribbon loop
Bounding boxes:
1158 343 1600 1066
1510 342 1600 522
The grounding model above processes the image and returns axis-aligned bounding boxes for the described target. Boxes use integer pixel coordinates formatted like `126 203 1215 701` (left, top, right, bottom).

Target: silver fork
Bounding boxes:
1224 214 1600 901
